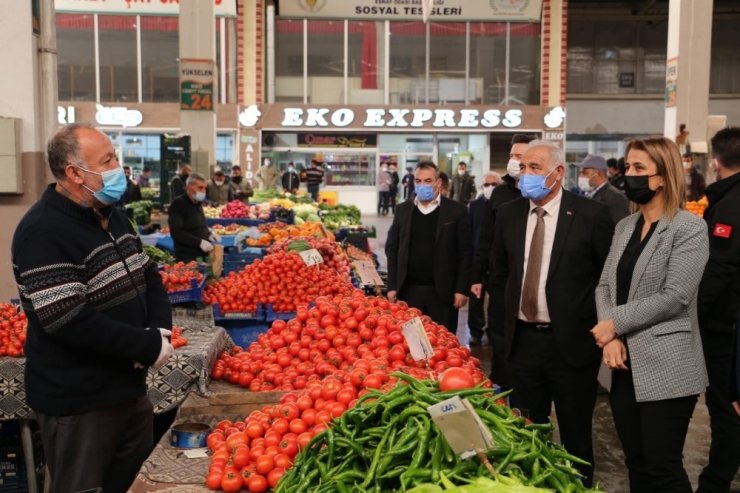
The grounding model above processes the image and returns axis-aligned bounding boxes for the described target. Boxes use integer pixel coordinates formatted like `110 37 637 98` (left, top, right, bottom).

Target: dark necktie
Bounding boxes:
521 207 546 321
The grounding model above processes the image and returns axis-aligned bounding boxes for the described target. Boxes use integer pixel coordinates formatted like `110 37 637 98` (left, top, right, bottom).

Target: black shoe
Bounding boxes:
469 337 482 346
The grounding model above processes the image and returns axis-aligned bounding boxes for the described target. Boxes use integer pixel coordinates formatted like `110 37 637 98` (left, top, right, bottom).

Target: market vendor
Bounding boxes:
11 123 174 493
230 165 254 203
169 173 219 262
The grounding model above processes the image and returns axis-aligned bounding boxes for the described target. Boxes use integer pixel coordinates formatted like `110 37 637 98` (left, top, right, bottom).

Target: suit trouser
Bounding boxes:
507 323 599 486
610 369 697 493
400 284 459 335
37 395 154 493
467 289 486 341
487 289 510 389
697 327 740 493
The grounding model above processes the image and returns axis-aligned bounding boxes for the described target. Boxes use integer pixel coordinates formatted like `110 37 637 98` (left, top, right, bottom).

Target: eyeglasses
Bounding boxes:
482 183 497 187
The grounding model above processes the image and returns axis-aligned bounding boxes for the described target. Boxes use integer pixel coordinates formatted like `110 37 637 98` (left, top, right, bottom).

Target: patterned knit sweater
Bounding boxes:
11 185 172 416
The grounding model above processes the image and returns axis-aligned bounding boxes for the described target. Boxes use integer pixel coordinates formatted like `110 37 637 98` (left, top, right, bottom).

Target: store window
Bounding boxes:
711 19 740 94
216 133 235 171
141 16 180 102
98 15 138 103
57 14 96 101
108 132 163 187
274 19 540 106
567 19 667 95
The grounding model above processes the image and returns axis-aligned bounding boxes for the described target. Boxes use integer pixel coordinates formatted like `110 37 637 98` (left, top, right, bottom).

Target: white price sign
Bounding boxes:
299 249 324 266
401 316 434 361
427 396 495 459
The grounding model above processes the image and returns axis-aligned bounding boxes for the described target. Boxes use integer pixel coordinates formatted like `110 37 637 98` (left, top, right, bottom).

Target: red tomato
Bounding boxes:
267 468 286 489
439 367 475 391
206 472 223 490
220 471 243 493
247 474 269 493
255 454 274 475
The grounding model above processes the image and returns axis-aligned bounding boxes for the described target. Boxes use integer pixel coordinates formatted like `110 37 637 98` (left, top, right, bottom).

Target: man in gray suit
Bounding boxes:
575 155 630 225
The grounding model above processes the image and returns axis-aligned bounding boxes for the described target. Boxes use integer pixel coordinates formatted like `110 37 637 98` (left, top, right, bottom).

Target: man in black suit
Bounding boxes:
386 161 472 334
490 141 614 485
574 154 629 225
472 133 535 388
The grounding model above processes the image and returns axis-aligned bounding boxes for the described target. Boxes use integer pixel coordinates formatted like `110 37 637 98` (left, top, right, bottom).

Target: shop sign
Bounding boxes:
277 0 542 22
180 59 215 111
54 0 237 17
240 130 260 181
58 105 76 125
297 133 377 147
95 104 143 127
283 107 526 130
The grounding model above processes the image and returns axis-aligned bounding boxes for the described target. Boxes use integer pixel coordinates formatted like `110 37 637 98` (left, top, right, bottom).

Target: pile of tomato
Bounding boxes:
171 326 188 349
202 251 353 314
267 237 351 277
0 303 27 358
159 261 204 293
205 291 486 491
210 291 484 392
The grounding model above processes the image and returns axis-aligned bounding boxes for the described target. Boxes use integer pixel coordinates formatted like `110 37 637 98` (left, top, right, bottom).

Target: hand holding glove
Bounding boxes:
153 328 174 370
200 239 214 253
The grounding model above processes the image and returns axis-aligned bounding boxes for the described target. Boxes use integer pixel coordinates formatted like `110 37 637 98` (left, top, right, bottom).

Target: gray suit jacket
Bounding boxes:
596 210 709 402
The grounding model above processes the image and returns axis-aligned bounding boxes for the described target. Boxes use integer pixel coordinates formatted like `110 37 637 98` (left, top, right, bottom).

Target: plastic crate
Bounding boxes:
0 444 25 492
335 226 376 241
220 319 270 349
167 275 206 304
213 303 264 321
269 208 295 224
207 218 265 227
223 248 266 275
264 304 296 323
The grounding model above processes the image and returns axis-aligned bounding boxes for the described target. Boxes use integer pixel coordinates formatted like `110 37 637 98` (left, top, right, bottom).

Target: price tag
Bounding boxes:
401 316 434 361
299 249 324 266
427 396 495 459
351 260 384 287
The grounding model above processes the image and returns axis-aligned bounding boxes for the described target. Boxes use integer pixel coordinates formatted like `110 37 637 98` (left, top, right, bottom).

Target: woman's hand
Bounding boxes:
603 339 629 370
591 319 617 348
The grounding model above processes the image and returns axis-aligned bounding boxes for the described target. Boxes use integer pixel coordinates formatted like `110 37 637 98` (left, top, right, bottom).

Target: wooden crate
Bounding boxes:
177 381 287 420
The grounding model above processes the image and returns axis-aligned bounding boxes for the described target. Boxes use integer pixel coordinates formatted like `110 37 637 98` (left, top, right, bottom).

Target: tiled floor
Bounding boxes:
364 211 740 493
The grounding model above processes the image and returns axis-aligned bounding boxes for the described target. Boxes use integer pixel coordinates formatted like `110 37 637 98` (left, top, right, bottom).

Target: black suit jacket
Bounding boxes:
491 190 614 367
386 196 472 303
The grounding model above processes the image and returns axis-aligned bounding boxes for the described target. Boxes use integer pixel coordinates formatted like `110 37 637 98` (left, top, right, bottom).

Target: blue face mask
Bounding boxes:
519 168 557 201
79 166 127 205
416 184 436 201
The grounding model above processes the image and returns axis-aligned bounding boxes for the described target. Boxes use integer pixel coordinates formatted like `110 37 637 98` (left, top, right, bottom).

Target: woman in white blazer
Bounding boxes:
591 136 709 492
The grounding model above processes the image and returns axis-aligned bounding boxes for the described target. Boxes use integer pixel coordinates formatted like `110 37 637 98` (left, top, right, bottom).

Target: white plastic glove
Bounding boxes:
152 328 174 370
199 239 214 253
209 232 221 243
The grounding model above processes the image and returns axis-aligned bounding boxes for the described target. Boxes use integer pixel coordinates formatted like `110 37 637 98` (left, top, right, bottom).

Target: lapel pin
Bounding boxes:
566 210 573 216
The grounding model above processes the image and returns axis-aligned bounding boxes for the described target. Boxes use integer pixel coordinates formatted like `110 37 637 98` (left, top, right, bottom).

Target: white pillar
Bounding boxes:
663 0 713 154
179 0 217 175
0 2 49 300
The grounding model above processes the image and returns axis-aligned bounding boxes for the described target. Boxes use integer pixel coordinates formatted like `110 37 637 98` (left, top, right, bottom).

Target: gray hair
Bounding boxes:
47 122 98 180
528 140 564 171
186 172 207 185
483 171 502 183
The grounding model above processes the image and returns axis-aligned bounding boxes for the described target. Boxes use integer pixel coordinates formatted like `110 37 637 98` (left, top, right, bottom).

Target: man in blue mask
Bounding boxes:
489 141 614 486
386 161 472 335
11 123 173 493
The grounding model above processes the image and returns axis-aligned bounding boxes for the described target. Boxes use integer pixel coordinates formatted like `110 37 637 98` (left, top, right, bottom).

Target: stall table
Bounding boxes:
0 307 229 493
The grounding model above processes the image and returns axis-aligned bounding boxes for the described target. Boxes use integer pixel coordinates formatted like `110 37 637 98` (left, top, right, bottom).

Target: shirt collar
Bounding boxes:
415 194 441 214
529 186 562 217
589 181 607 197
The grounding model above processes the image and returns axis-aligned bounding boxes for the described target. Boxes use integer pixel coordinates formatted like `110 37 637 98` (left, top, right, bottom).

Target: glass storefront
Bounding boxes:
106 131 236 186
274 20 541 105
56 14 236 104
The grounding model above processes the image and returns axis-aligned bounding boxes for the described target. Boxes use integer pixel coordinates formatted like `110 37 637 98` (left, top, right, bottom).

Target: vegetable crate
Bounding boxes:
167 276 206 305
0 422 25 493
207 218 265 227
263 304 296 323
269 208 295 224
212 302 264 322
219 319 270 349
335 226 376 241
223 248 266 276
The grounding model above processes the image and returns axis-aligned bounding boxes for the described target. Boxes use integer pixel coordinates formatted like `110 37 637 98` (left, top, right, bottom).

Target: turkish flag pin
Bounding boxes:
713 223 732 238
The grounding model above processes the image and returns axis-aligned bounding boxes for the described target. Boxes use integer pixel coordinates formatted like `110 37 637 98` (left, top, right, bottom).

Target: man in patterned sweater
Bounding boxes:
11 123 174 493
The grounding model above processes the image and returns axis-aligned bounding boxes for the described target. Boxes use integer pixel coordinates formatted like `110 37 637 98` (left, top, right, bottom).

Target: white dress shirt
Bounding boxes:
518 187 563 322
414 194 441 215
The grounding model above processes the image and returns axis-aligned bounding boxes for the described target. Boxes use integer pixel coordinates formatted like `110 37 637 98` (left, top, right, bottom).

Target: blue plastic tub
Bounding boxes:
212 303 264 321
264 304 296 323
167 276 206 304
219 319 270 349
